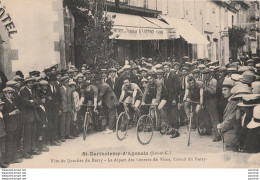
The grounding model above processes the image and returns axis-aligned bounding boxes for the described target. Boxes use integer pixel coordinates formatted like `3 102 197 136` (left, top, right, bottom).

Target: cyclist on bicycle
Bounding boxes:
79 82 99 130
119 76 143 123
141 71 167 128
183 76 205 132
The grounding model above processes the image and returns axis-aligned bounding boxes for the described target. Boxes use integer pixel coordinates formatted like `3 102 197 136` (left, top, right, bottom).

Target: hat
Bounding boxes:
82 64 87 67
247 105 260 129
218 67 227 72
247 59 254 64
183 56 189 59
227 67 237 73
255 63 260 69
24 76 36 83
197 64 206 69
39 80 48 86
222 78 235 88
67 69 74 74
147 58 153 61
141 78 148 83
6 81 18 87
122 65 131 71
201 68 211 74
238 94 260 107
69 81 77 87
238 66 253 73
181 66 189 71
60 76 69 83
76 73 84 79
240 71 256 84
29 70 39 77
130 64 138 70
69 65 75 69
140 57 146 61
209 66 215 71
156 69 164 75
154 64 163 69
172 62 180 67
231 84 252 99
147 70 156 76
3 87 15 93
191 69 200 74
140 68 148 72
185 62 192 66
162 62 172 67
108 67 117 72
231 74 242 82
13 75 24 82
251 81 260 94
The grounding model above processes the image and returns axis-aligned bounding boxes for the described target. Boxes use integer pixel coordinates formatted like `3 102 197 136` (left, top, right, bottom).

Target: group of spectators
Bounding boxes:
0 55 259 168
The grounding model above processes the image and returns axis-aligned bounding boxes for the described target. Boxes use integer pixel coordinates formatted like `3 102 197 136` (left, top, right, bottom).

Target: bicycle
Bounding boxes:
81 104 99 141
185 100 202 146
136 104 161 145
116 103 139 141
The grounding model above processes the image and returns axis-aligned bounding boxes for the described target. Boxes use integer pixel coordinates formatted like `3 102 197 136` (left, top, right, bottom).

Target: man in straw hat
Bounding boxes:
217 78 238 151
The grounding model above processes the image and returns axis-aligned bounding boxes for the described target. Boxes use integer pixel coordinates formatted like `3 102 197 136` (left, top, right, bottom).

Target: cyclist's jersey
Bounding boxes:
142 80 167 103
187 83 201 102
81 84 98 102
122 83 143 100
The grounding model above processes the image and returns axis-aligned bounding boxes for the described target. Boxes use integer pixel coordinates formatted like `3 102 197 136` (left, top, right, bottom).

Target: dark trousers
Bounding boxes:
167 105 180 129
48 106 59 141
101 105 117 130
205 98 220 138
4 131 18 163
60 112 72 137
23 121 36 154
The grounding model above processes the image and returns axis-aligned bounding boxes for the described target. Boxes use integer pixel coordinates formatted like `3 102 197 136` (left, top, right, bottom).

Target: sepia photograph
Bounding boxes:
0 0 259 170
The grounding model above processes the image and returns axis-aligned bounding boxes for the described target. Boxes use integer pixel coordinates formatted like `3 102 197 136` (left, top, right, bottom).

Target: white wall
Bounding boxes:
2 0 61 77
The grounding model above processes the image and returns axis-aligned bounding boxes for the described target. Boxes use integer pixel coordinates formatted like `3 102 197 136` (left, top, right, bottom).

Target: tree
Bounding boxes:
228 26 247 60
64 0 116 69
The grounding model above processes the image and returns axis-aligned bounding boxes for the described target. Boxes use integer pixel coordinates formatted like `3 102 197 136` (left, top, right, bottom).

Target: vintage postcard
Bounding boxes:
0 0 259 169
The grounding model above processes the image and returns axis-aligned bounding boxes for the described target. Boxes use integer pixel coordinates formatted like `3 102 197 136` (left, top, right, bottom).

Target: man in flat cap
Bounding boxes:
59 76 75 142
2 87 23 165
20 77 40 159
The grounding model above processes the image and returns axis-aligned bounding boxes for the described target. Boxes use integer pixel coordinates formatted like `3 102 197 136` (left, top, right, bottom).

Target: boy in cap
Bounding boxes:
2 87 23 164
69 82 80 137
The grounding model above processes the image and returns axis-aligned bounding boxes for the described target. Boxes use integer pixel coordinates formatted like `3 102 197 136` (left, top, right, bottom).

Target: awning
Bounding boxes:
106 12 176 40
161 15 209 45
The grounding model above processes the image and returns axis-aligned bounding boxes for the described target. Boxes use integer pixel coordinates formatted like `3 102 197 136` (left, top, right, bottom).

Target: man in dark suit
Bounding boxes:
20 77 40 159
59 76 74 142
46 75 62 146
130 64 140 85
163 62 181 138
2 87 23 164
106 68 121 99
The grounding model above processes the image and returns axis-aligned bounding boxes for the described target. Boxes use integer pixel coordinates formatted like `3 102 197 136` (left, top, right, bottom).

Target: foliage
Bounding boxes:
64 0 116 69
228 26 247 60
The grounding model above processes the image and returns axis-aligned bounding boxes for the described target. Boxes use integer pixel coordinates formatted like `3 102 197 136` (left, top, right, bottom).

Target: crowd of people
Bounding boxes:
0 55 260 168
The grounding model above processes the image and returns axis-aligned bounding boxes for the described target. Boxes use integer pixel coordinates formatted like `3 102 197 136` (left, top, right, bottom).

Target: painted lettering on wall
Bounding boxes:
0 1 17 38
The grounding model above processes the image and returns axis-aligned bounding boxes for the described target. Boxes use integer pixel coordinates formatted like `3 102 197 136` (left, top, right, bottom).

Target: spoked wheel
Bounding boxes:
116 112 129 141
136 115 153 145
160 122 168 135
83 112 90 141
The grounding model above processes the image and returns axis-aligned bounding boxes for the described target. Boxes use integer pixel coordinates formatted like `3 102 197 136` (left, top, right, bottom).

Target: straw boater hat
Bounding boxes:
39 80 48 86
239 71 256 84
154 64 163 69
238 66 253 74
24 76 36 83
227 67 237 73
6 81 18 87
247 105 260 129
231 84 252 99
3 87 15 93
238 94 260 107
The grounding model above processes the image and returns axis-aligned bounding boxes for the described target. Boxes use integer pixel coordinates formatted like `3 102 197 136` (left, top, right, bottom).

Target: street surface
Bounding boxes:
10 126 260 168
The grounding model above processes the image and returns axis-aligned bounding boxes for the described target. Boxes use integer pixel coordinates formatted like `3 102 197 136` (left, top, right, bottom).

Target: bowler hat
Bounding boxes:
247 105 260 129
240 71 256 84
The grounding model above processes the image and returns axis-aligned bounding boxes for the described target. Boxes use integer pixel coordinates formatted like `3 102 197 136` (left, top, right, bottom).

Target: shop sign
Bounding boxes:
110 26 176 40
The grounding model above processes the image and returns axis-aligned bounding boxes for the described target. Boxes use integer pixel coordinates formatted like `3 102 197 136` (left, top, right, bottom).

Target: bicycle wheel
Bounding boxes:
116 112 129 141
160 121 168 135
136 115 153 145
83 112 90 141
